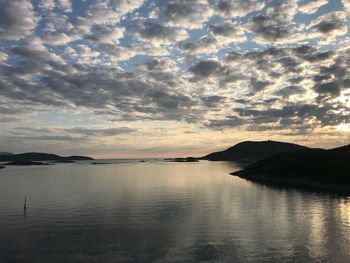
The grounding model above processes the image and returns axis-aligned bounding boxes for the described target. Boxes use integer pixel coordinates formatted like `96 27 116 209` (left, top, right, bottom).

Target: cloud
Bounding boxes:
97 43 169 62
58 0 72 12
74 0 144 33
292 45 334 62
179 36 218 54
235 103 349 129
308 11 348 43
298 0 328 14
1 0 350 153
214 0 264 17
85 25 125 45
249 15 292 41
9 135 84 142
0 44 195 121
0 51 8 62
218 43 350 131
151 0 213 29
63 44 101 64
314 81 341 97
16 126 137 137
247 0 306 44
38 0 56 10
0 117 21 123
312 62 349 101
189 60 223 79
209 22 245 40
0 102 37 123
40 11 74 34
205 116 243 128
0 0 37 40
249 78 273 93
342 0 350 13
42 32 73 45
179 21 246 54
275 85 306 98
131 21 188 46
201 96 226 108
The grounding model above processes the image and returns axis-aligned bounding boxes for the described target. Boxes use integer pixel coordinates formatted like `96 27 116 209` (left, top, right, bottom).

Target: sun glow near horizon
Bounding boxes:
1 0 350 156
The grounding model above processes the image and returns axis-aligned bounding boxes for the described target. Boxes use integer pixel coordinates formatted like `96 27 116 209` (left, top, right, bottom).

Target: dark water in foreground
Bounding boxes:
1 160 350 263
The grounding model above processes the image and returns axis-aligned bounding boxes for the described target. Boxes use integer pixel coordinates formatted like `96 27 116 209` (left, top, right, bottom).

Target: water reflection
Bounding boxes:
0 161 350 262
338 198 350 245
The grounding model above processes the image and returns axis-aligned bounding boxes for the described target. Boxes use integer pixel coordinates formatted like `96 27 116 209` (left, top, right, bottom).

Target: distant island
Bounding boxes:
0 151 14 156
4 161 54 166
232 145 350 194
200 140 310 162
0 152 93 167
165 157 199 163
52 160 76 163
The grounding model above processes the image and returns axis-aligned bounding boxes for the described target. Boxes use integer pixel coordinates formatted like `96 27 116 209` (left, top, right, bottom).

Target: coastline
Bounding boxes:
231 171 350 195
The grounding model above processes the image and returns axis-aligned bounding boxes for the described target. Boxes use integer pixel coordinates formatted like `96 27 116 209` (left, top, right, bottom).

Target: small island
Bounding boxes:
0 165 4 169
231 145 350 194
0 152 93 167
4 161 54 166
91 162 110 165
52 160 76 163
165 157 199 162
0 152 93 163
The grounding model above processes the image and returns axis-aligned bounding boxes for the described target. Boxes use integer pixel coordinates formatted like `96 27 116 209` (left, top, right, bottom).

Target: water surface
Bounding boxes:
1 160 350 262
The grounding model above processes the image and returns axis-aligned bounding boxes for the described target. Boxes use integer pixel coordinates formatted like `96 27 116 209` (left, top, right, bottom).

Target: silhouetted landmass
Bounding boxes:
0 165 4 169
201 140 310 162
52 160 76 163
91 162 110 165
232 145 350 193
65 155 93 161
0 152 93 162
0 151 13 155
165 157 199 162
4 161 54 166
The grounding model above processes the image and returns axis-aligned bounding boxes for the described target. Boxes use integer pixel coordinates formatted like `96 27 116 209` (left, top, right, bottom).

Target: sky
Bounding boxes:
0 0 350 158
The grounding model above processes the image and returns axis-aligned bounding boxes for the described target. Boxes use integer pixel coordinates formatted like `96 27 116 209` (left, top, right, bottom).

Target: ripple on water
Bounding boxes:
1 161 350 263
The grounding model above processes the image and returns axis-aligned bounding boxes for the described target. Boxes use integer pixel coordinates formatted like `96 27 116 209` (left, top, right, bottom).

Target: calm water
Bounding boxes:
1 160 350 263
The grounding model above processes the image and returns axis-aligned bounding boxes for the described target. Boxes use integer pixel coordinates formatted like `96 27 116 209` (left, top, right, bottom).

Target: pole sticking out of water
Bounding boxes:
24 196 27 210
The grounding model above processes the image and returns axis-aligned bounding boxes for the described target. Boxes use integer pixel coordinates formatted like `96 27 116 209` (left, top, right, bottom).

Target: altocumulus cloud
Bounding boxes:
0 0 350 155
0 0 37 40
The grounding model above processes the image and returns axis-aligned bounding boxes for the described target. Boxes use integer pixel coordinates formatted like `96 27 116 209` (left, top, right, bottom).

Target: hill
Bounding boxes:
201 140 310 161
231 145 350 193
0 152 93 162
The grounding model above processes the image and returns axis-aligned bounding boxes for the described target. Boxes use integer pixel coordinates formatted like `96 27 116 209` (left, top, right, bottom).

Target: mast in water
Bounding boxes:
24 196 27 210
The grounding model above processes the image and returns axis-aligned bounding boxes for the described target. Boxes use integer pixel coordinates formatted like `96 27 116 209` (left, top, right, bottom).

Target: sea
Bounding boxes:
1 160 350 262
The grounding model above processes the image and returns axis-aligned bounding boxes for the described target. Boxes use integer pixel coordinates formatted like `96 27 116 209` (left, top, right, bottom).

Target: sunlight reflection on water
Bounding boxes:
0 160 350 262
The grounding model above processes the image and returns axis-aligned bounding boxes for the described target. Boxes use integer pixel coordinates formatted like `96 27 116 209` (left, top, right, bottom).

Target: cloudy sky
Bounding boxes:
0 0 350 158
